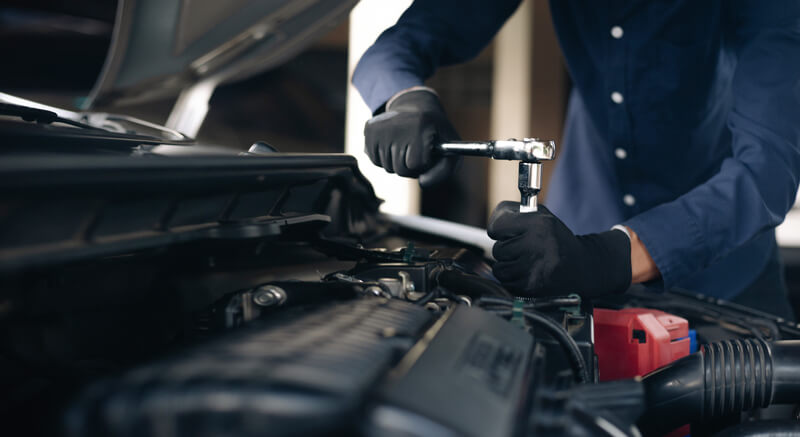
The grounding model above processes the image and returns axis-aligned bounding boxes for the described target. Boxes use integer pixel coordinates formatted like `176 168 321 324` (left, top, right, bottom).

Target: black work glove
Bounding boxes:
487 201 632 297
364 89 461 187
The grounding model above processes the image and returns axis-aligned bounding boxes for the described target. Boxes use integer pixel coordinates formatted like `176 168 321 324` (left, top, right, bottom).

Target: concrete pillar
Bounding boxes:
488 0 534 212
345 0 419 215
488 0 567 216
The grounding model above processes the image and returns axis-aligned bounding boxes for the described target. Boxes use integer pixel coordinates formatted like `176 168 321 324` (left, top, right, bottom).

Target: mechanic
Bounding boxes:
352 0 800 320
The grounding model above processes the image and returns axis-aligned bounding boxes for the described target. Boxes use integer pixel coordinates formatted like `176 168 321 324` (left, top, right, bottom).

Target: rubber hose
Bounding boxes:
638 339 800 435
715 420 800 437
436 269 513 299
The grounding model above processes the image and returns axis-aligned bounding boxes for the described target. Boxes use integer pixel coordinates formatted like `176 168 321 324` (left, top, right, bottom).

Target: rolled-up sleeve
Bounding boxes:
352 0 521 112
624 1 800 289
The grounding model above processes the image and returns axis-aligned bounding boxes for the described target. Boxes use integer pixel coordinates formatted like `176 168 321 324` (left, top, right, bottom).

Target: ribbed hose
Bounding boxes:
702 338 772 416
638 339 800 435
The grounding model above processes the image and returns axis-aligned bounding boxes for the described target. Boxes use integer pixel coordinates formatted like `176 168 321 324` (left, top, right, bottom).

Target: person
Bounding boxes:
352 0 800 319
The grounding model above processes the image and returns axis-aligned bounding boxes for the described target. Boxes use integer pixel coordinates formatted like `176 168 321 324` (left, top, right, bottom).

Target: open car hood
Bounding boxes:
84 0 357 108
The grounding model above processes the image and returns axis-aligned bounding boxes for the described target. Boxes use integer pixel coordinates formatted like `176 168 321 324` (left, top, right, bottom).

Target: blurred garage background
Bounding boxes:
2 0 800 311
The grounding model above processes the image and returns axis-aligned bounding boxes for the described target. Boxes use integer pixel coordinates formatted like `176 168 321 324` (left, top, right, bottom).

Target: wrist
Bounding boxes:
624 226 660 283
386 86 443 113
386 86 439 110
599 230 633 293
578 230 632 294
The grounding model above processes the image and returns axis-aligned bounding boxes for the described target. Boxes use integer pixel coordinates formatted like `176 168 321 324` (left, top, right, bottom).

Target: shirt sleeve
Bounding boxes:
624 1 800 289
352 0 522 113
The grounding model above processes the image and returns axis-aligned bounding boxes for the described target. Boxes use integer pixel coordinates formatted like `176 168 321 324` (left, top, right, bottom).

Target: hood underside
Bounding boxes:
84 0 357 108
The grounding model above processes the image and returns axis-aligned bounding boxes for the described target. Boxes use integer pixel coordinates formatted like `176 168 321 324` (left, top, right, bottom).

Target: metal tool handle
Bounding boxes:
435 141 494 157
436 138 555 163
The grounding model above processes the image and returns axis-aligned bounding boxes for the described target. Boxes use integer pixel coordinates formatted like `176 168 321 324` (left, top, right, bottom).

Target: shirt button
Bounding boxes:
623 194 636 206
611 92 624 104
615 148 627 159
611 26 624 39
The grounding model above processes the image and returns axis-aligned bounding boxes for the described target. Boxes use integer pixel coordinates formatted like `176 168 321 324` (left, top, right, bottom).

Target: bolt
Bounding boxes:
424 302 441 312
364 286 387 297
252 285 287 307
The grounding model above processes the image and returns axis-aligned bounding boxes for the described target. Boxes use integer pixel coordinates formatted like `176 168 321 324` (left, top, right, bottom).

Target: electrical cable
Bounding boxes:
488 308 590 384
476 295 581 309
476 296 523 307
413 290 436 306
523 310 590 384
436 269 513 299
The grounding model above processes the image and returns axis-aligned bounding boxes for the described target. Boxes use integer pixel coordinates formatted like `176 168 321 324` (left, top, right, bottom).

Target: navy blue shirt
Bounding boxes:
353 0 800 299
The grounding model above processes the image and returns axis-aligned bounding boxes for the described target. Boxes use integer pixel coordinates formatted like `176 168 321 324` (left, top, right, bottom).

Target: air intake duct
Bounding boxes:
638 339 800 435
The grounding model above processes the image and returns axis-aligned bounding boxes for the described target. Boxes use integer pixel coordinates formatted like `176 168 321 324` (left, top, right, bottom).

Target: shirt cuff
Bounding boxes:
610 224 631 241
386 86 439 110
622 203 705 291
352 60 425 113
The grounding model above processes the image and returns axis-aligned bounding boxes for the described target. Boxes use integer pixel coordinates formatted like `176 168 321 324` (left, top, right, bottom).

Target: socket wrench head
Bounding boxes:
493 138 555 163
518 162 542 213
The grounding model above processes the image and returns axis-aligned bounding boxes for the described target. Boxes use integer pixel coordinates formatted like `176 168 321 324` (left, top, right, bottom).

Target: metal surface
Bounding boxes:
398 271 425 301
519 162 542 213
377 278 403 297
0 92 193 143
385 213 495 260
437 138 555 212
437 138 555 163
165 79 218 138
252 285 287 307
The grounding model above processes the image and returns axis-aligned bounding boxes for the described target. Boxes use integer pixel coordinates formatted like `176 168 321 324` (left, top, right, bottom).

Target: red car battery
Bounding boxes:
594 308 690 381
594 308 692 436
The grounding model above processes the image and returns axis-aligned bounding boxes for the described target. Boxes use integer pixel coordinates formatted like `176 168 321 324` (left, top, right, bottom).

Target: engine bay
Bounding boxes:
2 153 800 437
4 219 800 436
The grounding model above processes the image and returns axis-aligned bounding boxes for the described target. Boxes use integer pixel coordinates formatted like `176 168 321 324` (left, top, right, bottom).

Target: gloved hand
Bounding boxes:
487 201 632 297
364 88 461 187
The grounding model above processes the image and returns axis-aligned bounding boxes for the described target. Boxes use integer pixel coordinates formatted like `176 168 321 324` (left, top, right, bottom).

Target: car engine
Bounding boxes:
2 148 800 437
